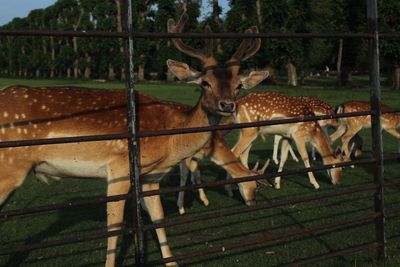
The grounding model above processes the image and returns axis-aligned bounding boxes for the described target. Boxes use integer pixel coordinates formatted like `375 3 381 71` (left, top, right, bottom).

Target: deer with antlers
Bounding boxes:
330 100 400 158
230 92 346 190
0 13 268 267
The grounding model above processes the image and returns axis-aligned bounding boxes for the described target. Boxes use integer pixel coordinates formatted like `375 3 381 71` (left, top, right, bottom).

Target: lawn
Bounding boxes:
0 76 399 266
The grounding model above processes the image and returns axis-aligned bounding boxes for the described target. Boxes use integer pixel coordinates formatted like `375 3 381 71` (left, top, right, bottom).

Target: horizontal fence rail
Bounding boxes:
0 29 400 39
2 108 399 149
149 212 379 266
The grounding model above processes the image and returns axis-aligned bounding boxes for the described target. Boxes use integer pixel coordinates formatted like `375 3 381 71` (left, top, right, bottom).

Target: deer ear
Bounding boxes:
240 70 269 89
167 59 201 83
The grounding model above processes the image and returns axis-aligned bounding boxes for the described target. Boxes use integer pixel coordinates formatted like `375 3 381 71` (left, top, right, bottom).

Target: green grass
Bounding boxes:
0 76 399 266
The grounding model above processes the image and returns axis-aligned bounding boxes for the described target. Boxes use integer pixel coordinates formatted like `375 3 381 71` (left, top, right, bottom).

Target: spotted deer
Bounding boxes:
230 92 346 190
0 13 269 267
272 95 339 164
330 100 400 157
177 130 269 215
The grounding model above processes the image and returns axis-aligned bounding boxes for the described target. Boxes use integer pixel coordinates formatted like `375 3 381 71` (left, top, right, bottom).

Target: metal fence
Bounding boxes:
0 0 399 266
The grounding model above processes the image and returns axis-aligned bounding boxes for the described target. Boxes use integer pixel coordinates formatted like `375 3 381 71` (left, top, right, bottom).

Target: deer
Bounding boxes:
271 95 339 164
273 95 363 163
229 92 346 190
177 131 270 215
330 100 400 158
0 13 269 267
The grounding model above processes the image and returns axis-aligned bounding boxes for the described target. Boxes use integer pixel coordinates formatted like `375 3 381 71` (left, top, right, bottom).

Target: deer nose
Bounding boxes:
218 100 236 113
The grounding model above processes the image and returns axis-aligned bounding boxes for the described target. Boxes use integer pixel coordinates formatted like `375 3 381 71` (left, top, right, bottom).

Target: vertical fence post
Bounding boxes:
125 0 146 265
366 0 387 260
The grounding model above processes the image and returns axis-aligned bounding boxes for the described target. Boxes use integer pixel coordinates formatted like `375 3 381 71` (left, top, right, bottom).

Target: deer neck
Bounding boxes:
191 96 223 127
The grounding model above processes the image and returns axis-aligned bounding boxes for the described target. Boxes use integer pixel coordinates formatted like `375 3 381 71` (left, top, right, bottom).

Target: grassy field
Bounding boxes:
0 76 399 267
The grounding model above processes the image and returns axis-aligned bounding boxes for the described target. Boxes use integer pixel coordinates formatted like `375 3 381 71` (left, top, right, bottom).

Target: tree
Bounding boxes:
379 0 400 89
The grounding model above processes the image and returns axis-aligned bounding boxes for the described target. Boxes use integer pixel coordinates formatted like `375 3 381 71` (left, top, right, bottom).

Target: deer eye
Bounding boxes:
201 81 211 89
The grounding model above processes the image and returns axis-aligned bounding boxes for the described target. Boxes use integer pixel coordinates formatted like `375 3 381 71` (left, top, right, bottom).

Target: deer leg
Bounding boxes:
142 183 177 267
231 127 258 168
330 124 347 143
0 161 32 206
177 159 190 215
273 135 282 164
188 159 209 207
275 138 291 189
311 146 317 161
341 126 362 158
105 162 131 267
293 135 320 189
287 141 299 162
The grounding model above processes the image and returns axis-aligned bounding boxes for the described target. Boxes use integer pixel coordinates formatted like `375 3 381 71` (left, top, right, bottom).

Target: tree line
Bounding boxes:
0 0 399 88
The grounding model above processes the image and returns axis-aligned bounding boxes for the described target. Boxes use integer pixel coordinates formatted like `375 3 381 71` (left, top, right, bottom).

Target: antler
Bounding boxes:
168 13 214 65
227 26 261 63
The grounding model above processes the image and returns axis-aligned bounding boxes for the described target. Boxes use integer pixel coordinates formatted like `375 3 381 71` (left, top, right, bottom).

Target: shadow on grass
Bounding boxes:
2 197 106 267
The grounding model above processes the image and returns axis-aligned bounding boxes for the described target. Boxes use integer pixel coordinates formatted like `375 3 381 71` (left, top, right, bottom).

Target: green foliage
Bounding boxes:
0 0 399 80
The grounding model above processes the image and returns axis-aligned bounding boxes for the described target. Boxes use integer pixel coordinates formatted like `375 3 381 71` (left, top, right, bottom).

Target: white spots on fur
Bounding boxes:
3 111 9 118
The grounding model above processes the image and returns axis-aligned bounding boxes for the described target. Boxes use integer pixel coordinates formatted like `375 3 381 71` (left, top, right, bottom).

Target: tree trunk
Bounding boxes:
73 37 79 78
337 39 343 73
114 0 125 80
167 69 175 82
138 64 145 81
72 10 83 79
108 64 115 80
50 37 55 78
393 64 400 90
256 0 262 29
287 60 298 86
84 53 91 79
338 66 352 86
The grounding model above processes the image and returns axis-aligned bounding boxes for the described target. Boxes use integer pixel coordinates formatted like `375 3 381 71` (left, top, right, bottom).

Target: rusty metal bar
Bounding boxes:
141 158 377 197
0 228 133 256
124 0 145 265
367 0 387 260
0 193 131 220
0 110 375 149
280 241 380 267
144 183 377 231
0 29 399 39
2 107 400 149
148 212 378 265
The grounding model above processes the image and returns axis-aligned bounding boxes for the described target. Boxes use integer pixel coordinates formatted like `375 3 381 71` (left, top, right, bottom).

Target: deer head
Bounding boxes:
167 13 269 117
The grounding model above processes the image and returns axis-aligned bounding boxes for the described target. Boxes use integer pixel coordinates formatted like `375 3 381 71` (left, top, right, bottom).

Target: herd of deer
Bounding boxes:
1 13 399 267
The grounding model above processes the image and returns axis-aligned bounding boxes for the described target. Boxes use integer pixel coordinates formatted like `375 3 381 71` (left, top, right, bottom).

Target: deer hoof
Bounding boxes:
166 261 179 267
313 184 320 190
274 183 281 189
202 199 210 207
